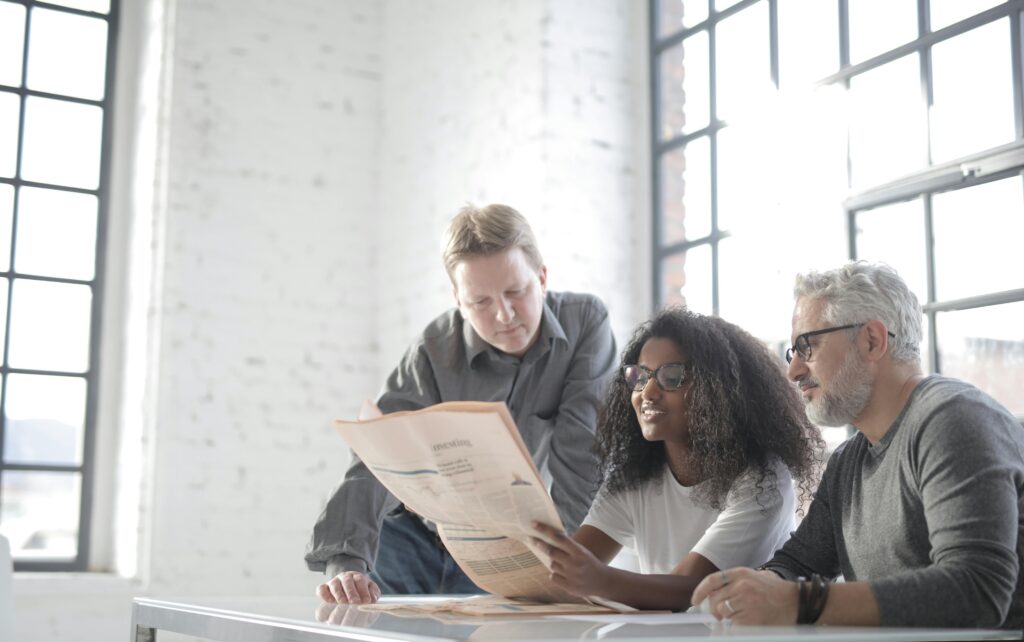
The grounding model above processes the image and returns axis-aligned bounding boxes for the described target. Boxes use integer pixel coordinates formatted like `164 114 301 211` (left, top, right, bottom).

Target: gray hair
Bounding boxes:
794 261 923 364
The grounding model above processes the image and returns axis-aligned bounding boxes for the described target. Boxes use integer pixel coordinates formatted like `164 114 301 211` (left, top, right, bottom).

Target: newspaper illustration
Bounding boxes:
334 401 620 610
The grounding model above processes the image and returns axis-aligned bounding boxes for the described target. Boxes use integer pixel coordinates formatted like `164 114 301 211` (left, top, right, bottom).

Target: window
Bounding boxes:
652 0 1024 438
0 0 118 571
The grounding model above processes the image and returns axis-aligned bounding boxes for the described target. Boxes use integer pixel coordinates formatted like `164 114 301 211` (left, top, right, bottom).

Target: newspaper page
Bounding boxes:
334 401 595 606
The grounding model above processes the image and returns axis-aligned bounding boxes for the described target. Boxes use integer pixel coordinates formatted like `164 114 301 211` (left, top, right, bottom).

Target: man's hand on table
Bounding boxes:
316 571 382 605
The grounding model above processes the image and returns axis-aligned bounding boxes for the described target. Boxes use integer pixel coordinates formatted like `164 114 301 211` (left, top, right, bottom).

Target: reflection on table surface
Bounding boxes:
133 595 1021 642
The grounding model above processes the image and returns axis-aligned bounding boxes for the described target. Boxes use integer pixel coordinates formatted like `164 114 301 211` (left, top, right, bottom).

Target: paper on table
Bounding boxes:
334 401 592 606
361 595 621 617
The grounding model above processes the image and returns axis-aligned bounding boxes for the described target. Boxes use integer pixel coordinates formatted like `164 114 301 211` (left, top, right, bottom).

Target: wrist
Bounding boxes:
796 574 830 624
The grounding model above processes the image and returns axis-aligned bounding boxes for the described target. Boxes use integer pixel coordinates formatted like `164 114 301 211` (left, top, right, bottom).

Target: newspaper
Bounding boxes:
334 401 622 611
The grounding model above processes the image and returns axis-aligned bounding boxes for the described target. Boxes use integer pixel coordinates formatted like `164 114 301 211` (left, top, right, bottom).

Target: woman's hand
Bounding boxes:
531 521 614 598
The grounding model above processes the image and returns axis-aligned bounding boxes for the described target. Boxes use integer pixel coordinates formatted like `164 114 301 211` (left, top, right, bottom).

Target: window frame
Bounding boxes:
651 0 1024 420
0 0 120 572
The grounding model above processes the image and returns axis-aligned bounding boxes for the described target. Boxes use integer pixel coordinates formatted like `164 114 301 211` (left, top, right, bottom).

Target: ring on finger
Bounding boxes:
724 598 737 616
719 569 730 586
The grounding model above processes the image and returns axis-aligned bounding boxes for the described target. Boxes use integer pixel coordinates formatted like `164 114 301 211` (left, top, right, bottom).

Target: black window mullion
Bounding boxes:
768 0 779 89
919 0 934 168
649 0 663 308
923 192 939 374
1013 8 1024 140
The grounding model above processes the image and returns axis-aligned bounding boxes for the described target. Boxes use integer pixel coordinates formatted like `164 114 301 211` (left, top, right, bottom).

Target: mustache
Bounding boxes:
796 376 819 391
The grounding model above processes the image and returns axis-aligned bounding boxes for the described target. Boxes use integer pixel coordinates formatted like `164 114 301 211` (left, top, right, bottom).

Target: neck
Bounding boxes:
664 445 700 486
854 364 925 444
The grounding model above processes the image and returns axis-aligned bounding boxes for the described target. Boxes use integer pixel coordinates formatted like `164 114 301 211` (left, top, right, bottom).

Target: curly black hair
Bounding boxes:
596 306 822 510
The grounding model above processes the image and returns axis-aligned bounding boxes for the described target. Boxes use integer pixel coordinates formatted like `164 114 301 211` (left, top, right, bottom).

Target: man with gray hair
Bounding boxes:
693 261 1023 629
306 203 617 605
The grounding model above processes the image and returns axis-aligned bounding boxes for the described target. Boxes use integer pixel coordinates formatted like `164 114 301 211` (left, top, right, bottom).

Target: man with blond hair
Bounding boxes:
693 261 1023 629
306 204 617 604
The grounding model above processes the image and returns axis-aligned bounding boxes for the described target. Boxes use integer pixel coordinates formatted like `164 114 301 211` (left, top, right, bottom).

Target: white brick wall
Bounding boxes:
12 1 649 640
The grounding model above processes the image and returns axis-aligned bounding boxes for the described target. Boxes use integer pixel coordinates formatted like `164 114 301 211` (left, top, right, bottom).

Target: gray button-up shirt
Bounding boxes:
305 290 618 576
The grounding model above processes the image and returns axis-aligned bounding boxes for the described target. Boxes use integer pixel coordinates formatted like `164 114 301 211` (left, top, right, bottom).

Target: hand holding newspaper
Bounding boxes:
334 401 629 615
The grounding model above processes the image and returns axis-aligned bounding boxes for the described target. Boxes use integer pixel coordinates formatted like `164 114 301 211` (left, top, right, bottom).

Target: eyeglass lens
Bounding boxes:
623 364 687 391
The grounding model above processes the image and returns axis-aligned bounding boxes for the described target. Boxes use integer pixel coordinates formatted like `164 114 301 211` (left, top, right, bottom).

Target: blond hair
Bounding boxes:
442 204 543 281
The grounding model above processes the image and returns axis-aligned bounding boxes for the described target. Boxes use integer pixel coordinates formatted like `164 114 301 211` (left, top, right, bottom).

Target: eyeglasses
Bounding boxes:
622 363 688 392
785 323 896 364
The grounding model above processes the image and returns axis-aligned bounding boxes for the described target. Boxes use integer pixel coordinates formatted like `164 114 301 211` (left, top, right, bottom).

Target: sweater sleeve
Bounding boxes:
869 396 1023 628
762 447 844 581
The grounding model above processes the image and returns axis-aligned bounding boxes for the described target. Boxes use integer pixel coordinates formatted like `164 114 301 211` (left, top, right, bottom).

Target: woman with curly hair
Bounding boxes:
532 307 821 611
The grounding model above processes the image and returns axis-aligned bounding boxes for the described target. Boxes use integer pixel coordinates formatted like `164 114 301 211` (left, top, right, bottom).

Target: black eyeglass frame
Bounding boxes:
786 323 897 364
622 363 689 392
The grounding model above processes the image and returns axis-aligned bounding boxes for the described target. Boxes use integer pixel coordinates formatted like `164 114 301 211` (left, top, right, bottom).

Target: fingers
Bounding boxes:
692 566 748 605
323 571 381 604
316 582 337 604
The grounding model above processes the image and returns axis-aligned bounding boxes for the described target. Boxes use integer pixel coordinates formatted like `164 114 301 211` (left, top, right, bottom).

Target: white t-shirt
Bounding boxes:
582 461 796 574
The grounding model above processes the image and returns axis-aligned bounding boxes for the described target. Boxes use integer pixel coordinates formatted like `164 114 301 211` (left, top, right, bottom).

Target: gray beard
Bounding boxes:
806 348 873 427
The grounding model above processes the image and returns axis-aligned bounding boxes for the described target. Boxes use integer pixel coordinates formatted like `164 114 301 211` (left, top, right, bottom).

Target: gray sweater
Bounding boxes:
765 376 1024 628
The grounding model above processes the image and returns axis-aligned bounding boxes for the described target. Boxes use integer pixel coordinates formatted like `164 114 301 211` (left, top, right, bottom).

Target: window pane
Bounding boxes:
0 1 26 87
656 0 709 37
38 0 109 13
0 470 81 561
660 244 713 315
660 136 711 246
20 96 103 189
715 1 771 124
930 19 1014 163
778 0 839 90
929 0 1004 31
848 0 918 64
715 0 743 11
15 186 98 280
0 278 7 362
26 8 109 101
8 279 92 372
718 237 793 342
848 55 927 188
4 374 86 466
659 31 710 140
854 198 928 304
0 91 19 178
932 177 1024 301
937 302 1024 416
0 183 12 270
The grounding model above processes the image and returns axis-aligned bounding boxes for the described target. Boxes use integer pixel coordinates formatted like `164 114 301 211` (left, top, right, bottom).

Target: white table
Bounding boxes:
129 596 1022 642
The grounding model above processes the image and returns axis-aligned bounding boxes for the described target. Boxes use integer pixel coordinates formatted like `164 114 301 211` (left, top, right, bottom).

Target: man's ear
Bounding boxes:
537 264 548 292
863 319 890 361
452 285 462 309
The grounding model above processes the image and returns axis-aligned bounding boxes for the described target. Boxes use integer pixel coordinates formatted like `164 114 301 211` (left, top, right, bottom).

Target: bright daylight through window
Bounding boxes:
0 0 116 571
652 0 1024 448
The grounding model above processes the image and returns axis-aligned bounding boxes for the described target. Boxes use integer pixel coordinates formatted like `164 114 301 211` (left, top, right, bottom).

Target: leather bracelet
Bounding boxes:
796 577 809 624
808 574 830 623
797 573 830 624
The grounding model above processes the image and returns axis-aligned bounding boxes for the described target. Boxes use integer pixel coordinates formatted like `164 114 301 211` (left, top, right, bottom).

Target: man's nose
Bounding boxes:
495 297 515 323
786 352 806 382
